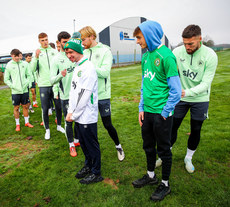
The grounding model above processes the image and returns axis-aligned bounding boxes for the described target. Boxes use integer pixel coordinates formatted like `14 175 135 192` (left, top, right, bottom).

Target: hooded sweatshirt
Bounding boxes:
4 60 31 94
30 46 58 87
138 21 181 117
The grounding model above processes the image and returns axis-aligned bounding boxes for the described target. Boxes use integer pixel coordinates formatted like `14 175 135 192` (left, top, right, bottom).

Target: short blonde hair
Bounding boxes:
79 26 97 40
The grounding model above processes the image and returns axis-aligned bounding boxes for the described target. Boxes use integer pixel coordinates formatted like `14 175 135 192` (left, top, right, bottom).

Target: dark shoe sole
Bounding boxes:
150 188 171 201
75 171 91 179
132 179 158 188
80 176 104 184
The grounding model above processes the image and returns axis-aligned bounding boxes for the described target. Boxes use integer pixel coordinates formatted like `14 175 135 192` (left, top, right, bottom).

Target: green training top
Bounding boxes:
173 43 218 102
83 42 112 100
50 51 76 100
30 46 58 87
4 60 31 94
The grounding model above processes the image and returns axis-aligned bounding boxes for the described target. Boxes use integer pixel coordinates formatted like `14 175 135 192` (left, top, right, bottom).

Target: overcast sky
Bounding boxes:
0 0 229 55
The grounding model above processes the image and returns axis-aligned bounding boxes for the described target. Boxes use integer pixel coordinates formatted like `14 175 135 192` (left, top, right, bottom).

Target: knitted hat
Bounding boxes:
72 32 81 39
64 38 83 54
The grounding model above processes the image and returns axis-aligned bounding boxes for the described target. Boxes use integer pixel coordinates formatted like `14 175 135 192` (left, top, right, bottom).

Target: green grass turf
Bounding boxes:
0 50 229 207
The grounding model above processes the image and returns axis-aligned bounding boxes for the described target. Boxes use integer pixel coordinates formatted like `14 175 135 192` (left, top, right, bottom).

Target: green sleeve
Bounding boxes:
50 58 63 85
185 53 218 97
163 56 179 78
53 83 59 98
24 64 31 89
30 54 38 73
4 67 13 88
95 50 112 78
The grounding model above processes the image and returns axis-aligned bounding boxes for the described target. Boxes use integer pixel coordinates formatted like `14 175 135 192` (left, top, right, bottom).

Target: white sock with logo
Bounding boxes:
147 171 155 178
185 148 196 160
162 180 169 187
15 118 20 125
24 116 29 124
115 144 122 149
74 138 79 143
69 142 75 148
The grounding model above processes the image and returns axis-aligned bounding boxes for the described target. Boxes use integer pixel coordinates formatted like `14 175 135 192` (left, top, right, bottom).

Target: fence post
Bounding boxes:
134 49 136 64
117 51 119 67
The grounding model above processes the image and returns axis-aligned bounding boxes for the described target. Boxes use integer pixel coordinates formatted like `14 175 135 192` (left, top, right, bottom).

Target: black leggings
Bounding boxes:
101 115 120 146
171 117 204 150
39 87 62 129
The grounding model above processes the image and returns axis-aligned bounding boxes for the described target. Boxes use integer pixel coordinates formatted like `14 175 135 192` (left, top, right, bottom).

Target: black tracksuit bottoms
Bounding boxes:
75 122 101 175
142 112 172 181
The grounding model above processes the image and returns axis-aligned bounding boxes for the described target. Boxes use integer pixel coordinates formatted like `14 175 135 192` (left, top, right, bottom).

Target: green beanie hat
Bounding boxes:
64 38 83 54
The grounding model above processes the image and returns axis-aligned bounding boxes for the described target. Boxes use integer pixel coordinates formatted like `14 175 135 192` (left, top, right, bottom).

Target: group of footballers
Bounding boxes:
4 21 217 202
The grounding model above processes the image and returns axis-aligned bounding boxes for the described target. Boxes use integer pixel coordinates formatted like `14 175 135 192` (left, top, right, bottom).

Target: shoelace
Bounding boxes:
155 183 165 193
117 148 123 155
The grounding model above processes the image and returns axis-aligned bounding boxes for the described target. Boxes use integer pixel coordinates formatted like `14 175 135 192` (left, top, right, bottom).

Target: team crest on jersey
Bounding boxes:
96 54 100 59
77 71 82 77
154 58 160 67
198 60 204 66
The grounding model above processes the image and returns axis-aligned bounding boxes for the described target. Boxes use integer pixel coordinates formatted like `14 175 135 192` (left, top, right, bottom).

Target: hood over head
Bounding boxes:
139 21 163 52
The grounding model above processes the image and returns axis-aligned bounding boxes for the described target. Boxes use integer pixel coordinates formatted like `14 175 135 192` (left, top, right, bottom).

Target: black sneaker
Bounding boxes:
79 173 104 184
75 166 91 179
132 174 158 188
150 182 171 201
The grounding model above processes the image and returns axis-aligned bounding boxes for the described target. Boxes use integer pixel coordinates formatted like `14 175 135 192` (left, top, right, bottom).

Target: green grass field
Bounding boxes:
0 50 229 207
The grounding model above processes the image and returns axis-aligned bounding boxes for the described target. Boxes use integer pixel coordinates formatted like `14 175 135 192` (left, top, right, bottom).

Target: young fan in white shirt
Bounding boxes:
65 38 103 184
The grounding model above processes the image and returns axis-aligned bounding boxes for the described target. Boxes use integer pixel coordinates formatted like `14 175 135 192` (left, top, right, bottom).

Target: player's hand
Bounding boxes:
181 89 185 98
61 69 67 77
56 96 59 99
35 49 41 58
66 113 73 122
139 112 144 127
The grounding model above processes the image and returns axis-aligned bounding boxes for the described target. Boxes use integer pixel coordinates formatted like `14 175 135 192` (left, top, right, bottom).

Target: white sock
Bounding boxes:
185 148 196 160
46 129 50 133
24 116 29 124
57 125 62 129
33 101 36 105
162 180 169 187
15 118 20 125
147 171 155 178
74 138 79 143
69 142 75 148
115 144 121 149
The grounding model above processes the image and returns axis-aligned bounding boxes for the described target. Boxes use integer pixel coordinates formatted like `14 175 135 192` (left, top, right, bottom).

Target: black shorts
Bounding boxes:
31 82 36 89
174 101 209 121
12 93 30 106
98 99 111 117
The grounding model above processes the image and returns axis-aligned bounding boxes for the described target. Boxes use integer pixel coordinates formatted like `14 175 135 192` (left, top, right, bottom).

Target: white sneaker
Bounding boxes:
155 158 162 168
48 108 52 116
116 148 125 161
57 125 65 134
45 129 50 140
184 158 195 173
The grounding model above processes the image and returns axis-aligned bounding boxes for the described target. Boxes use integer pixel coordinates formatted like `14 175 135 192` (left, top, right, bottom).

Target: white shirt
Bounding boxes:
68 56 98 124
